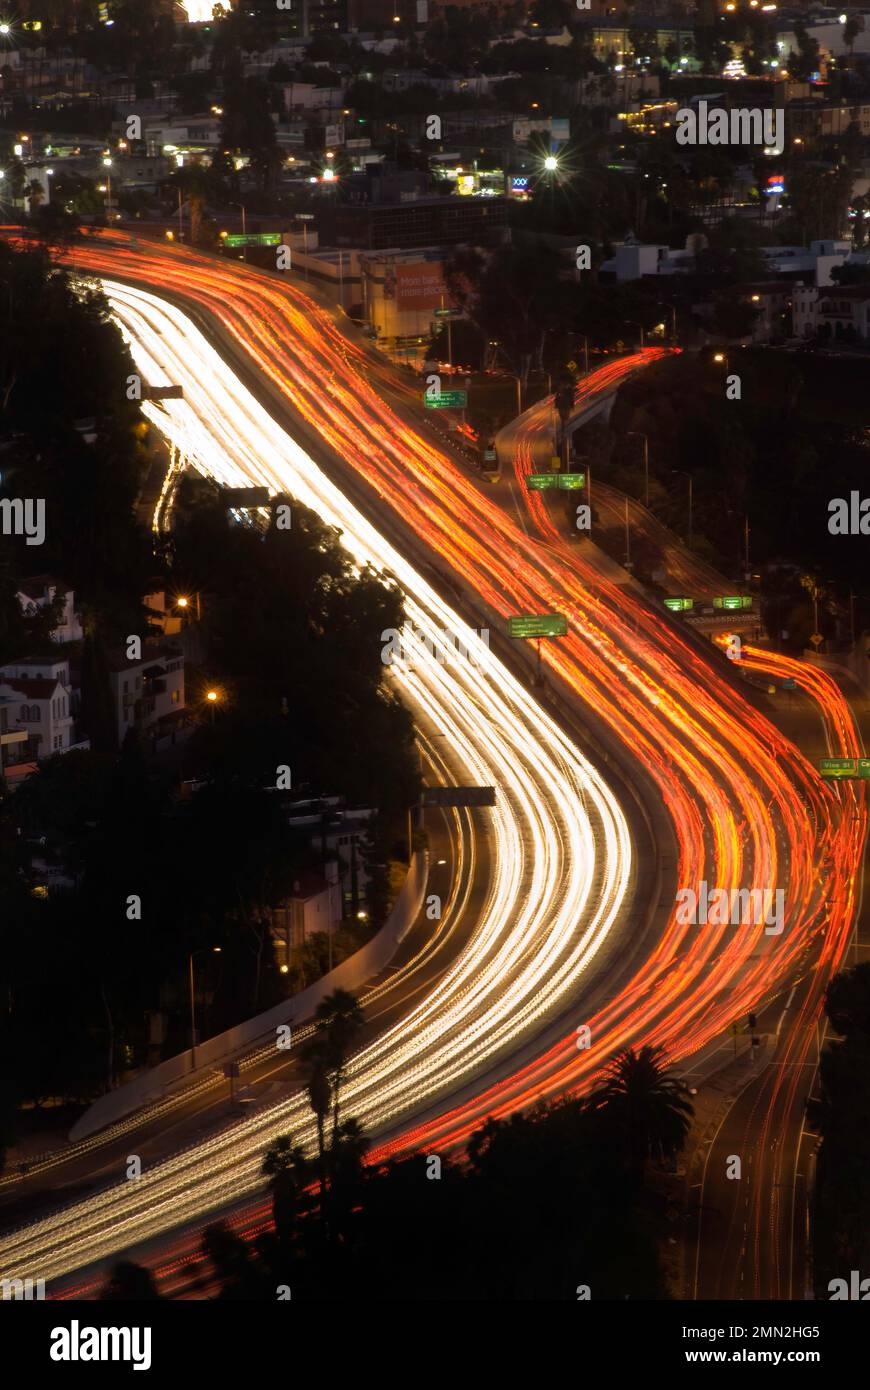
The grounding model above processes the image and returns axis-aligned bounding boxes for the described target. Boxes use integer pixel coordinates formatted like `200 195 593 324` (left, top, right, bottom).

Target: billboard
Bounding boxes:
395 262 446 311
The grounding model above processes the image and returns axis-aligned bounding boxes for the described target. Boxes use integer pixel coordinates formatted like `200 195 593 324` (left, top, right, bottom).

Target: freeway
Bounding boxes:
504 397 867 1299
3 231 864 1297
0 277 635 1288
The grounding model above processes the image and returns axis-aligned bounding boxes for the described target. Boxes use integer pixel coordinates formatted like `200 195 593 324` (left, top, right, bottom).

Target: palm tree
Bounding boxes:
587 1044 694 1181
300 1035 332 1214
313 988 365 1143
261 1134 310 1239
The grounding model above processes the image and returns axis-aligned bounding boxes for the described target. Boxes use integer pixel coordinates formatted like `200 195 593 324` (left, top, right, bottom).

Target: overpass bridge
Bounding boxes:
493 349 671 473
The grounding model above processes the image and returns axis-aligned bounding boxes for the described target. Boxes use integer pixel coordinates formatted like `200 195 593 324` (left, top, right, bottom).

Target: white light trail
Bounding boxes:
0 284 633 1284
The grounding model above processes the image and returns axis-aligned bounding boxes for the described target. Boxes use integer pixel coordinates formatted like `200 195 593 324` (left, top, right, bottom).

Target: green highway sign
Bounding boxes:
508 613 568 639
860 759 870 779
527 473 585 491
224 232 282 248
713 595 753 611
664 597 694 612
819 758 859 779
434 307 463 318
424 390 468 409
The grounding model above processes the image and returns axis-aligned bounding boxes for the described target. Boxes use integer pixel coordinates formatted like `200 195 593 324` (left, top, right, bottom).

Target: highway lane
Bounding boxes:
69 242 859 1139
4 233 863 1298
0 278 634 1288
0 722 473 1212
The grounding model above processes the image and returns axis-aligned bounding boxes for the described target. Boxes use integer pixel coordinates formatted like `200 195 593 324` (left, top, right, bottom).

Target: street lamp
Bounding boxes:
230 200 246 259
628 430 650 507
671 468 693 545
102 156 112 220
188 946 221 1070
543 154 559 172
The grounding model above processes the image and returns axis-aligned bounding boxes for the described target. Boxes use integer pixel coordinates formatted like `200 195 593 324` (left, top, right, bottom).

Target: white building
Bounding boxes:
107 640 185 746
0 654 77 757
792 282 870 341
16 575 83 644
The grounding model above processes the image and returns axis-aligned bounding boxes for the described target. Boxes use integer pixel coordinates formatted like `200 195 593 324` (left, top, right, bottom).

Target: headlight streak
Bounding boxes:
4 233 862 1300
0 279 632 1283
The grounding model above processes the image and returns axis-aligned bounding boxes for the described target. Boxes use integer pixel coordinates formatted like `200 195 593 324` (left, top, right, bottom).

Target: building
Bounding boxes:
329 191 508 250
282 795 376 915
270 866 343 967
0 653 78 758
738 282 795 342
15 575 83 644
320 161 508 250
792 282 870 342
0 700 28 776
360 248 450 342
107 640 185 747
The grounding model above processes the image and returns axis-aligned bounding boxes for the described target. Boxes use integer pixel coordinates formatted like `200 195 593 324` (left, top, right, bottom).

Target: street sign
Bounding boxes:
508 614 568 638
782 677 798 690
809 633 824 648
713 596 753 611
224 232 282 248
484 448 496 462
424 391 468 409
860 758 870 779
819 758 859 779
434 307 463 319
421 786 496 808
527 472 586 491
664 597 694 612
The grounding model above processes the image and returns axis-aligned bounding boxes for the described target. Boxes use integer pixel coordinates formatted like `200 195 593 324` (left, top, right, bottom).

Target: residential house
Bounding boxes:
15 574 83 644
107 639 185 747
0 653 77 757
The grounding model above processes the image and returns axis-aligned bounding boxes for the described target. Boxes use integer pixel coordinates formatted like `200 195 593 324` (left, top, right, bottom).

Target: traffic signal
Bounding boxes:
747 1013 757 1029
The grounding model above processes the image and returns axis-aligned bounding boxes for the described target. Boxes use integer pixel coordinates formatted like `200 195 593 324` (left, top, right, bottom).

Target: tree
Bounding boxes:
788 23 821 82
587 1044 694 1182
843 15 863 56
99 1261 162 1300
313 988 365 1143
261 1134 311 1239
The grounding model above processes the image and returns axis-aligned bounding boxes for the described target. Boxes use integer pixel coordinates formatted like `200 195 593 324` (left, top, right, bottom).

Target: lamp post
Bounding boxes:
188 946 221 1071
578 333 589 376
230 200 246 259
628 430 649 507
102 156 112 221
672 468 693 545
